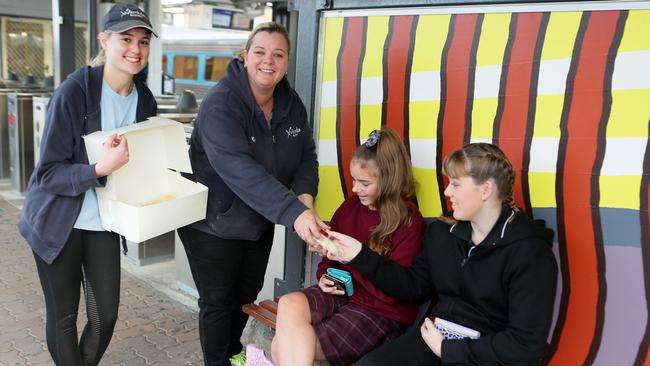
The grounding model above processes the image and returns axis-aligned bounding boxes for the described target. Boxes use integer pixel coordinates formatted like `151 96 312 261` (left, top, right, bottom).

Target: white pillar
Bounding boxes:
147 0 162 96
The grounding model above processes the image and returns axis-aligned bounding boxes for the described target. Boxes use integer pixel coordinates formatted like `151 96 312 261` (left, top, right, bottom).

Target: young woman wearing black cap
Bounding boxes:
17 4 157 365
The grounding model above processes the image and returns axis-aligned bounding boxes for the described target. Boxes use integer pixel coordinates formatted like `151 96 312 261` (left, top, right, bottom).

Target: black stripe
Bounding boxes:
491 12 518 144
356 18 368 145
403 15 419 154
435 15 457 215
463 13 483 145
336 19 350 199
381 17 395 128
521 12 550 217
545 11 590 362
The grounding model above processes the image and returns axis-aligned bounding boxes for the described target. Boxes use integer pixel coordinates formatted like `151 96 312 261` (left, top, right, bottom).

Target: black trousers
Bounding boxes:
178 225 274 366
358 326 440 366
33 229 120 366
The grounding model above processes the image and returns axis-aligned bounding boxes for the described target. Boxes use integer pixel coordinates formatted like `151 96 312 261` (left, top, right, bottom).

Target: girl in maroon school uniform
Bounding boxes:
271 128 425 366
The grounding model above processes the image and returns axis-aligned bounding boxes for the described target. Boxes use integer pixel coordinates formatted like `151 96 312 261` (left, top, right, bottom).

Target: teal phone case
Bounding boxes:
326 268 354 296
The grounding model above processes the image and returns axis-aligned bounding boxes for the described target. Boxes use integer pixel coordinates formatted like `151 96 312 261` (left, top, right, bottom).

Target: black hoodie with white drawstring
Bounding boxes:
350 207 558 365
186 58 318 240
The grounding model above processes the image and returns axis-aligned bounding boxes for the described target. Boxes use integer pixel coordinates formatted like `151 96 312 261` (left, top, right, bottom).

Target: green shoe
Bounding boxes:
229 350 246 366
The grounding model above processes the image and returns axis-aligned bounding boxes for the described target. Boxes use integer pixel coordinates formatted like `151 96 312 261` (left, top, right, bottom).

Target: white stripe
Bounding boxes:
537 58 571 95
612 50 650 90
321 80 338 108
409 139 438 169
317 139 339 166
470 137 493 144
360 76 383 105
601 138 647 176
410 71 441 101
473 65 502 99
529 138 560 173
321 52 649 108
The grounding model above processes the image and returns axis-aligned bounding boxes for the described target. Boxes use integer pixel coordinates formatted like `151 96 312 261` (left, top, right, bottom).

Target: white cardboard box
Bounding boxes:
84 117 208 242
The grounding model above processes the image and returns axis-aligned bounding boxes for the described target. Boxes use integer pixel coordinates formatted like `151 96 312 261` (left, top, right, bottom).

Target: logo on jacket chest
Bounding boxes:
286 126 301 138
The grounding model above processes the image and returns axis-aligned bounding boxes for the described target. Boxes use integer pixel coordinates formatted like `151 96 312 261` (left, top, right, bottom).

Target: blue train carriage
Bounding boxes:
161 26 248 99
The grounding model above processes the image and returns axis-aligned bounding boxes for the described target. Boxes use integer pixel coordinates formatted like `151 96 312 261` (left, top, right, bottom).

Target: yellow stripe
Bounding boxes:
359 17 388 134
362 16 389 77
528 172 557 208
532 95 563 138
532 12 580 140
408 15 449 140
409 101 440 139
411 14 451 72
469 13 511 140
540 11 582 60
607 89 650 138
322 17 344 82
599 176 642 210
618 9 650 52
316 166 346 221
414 168 443 218
475 13 511 67
471 98 498 140
318 107 337 140
360 105 382 138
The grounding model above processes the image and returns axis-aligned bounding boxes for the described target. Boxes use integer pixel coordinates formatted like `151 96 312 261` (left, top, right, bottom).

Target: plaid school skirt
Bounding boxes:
301 285 407 366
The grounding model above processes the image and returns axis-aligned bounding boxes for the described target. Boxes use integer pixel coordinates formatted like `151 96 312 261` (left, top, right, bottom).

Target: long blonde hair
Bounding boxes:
353 128 417 255
441 143 518 223
88 31 113 67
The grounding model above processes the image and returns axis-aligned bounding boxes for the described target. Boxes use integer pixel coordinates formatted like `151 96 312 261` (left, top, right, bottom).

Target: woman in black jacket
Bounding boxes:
178 21 326 366
327 143 558 365
18 4 157 365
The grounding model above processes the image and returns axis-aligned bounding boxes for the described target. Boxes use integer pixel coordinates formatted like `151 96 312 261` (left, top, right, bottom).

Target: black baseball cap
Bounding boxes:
102 4 158 37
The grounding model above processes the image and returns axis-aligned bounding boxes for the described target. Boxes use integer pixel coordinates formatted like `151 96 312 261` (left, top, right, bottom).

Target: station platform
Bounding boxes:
0 183 205 365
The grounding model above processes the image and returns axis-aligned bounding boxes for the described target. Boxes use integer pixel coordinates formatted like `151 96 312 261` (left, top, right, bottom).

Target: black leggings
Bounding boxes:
33 229 120 366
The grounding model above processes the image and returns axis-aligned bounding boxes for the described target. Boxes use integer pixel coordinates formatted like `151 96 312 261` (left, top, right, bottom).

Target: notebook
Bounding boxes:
434 318 481 340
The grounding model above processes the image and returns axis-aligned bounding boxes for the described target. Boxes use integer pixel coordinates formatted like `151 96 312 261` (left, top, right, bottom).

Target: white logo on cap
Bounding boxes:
121 8 146 18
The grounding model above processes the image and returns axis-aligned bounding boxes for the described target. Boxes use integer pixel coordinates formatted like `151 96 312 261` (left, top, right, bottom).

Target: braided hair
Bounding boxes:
441 143 519 221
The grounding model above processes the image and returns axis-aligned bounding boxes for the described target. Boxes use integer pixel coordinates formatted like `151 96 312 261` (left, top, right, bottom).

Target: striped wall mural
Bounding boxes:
313 4 650 366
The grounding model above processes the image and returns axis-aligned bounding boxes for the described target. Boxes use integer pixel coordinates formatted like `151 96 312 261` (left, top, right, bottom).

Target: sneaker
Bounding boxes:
245 344 274 366
229 351 246 366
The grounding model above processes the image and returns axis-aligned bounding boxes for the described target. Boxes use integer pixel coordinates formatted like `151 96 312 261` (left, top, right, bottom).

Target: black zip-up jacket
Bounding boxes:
186 59 318 240
350 207 558 365
18 66 157 264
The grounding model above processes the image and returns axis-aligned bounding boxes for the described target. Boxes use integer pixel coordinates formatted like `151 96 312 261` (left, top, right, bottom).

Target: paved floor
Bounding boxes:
0 197 205 365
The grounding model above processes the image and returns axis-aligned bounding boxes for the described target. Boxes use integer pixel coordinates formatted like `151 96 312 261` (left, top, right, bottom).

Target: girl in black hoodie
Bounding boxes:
327 143 558 365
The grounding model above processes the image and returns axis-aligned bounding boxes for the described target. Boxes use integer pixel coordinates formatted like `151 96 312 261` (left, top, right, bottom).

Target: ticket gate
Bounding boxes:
32 96 50 166
7 92 40 193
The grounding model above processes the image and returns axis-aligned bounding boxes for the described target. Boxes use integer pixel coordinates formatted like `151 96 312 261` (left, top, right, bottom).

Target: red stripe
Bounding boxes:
495 13 543 213
439 14 480 211
550 11 620 365
338 18 365 197
384 15 415 137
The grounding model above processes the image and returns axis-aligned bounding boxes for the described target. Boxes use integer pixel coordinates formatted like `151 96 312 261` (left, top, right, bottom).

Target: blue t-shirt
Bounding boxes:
73 79 138 231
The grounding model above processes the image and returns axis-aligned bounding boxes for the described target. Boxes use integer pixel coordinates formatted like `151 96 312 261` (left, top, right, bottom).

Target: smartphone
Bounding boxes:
324 274 346 293
325 268 354 296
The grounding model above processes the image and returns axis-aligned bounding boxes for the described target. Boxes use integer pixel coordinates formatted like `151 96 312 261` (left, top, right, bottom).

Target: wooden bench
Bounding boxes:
243 297 431 332
243 299 279 329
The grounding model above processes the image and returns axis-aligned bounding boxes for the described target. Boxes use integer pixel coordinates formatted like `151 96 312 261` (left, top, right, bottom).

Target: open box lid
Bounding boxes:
84 117 193 201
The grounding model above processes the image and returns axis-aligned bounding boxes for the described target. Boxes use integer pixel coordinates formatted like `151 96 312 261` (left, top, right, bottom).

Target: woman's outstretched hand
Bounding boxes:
322 230 363 263
294 208 329 249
